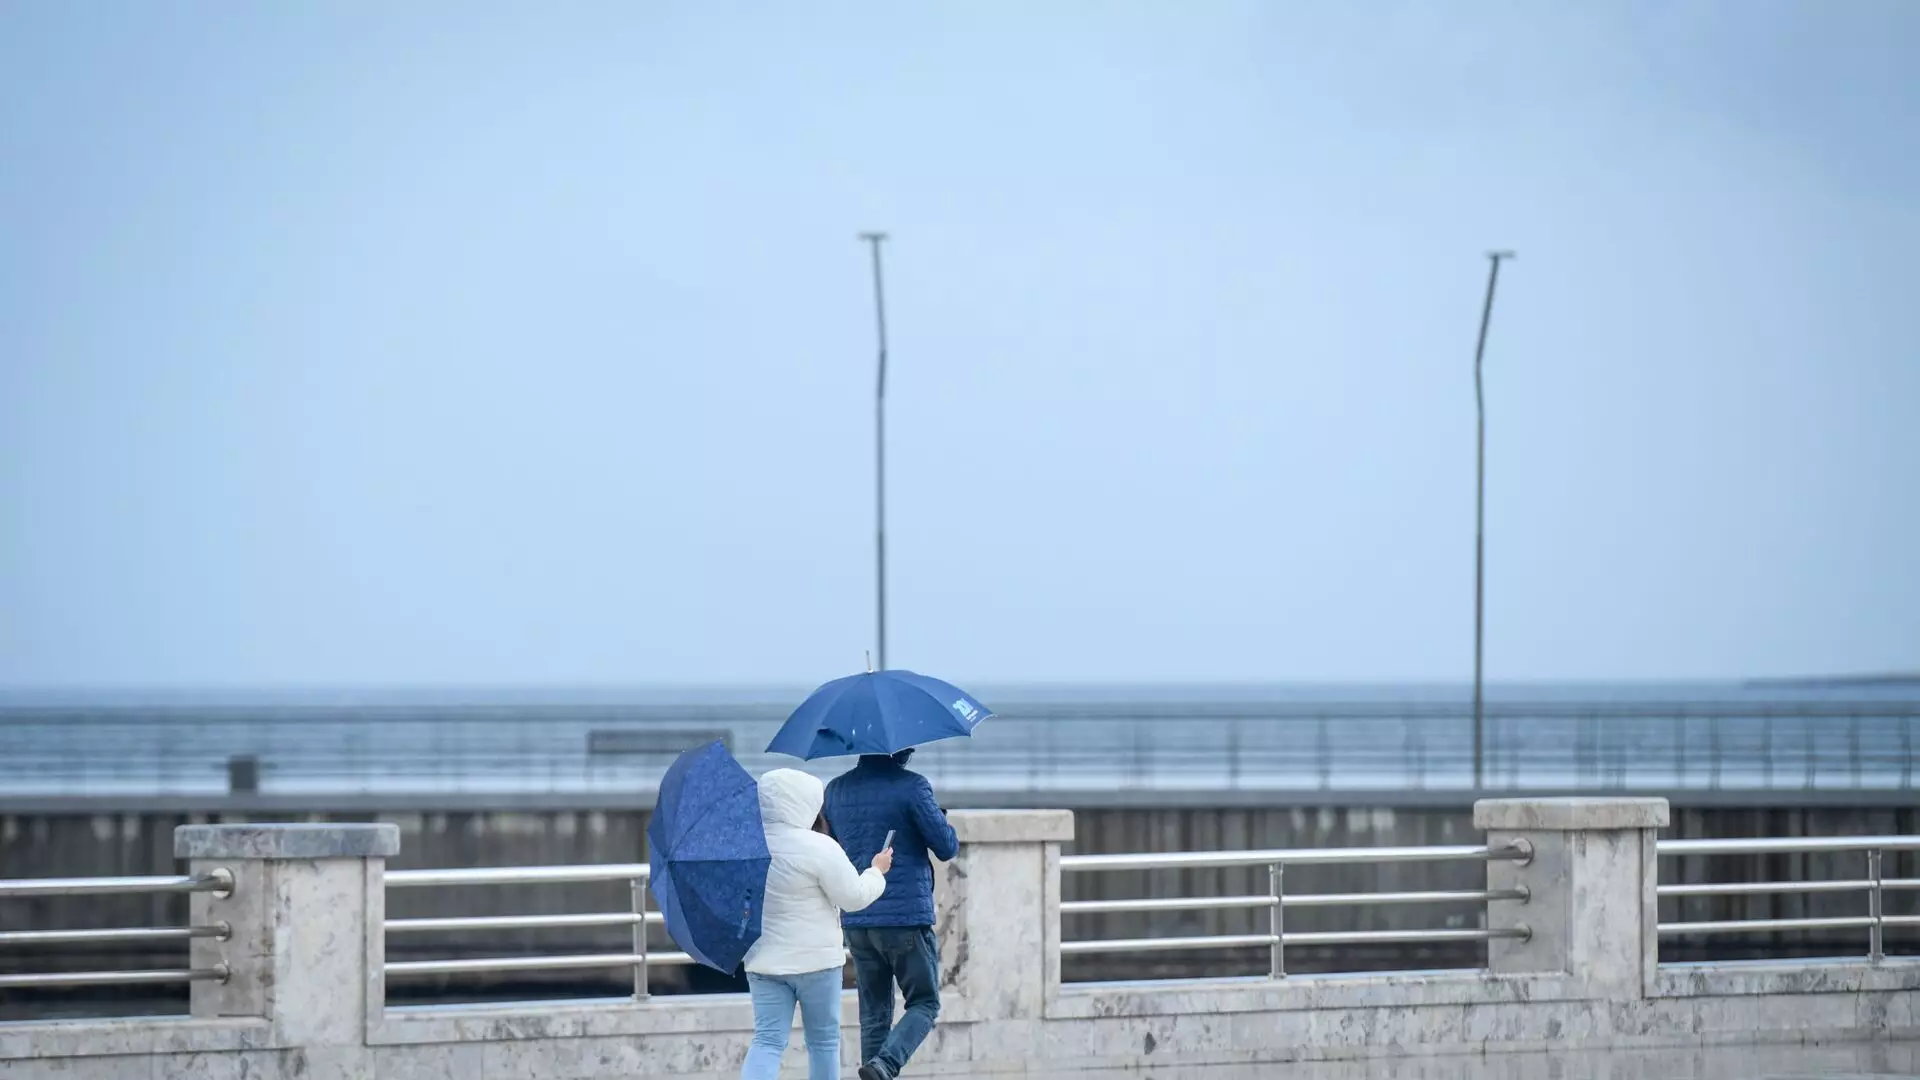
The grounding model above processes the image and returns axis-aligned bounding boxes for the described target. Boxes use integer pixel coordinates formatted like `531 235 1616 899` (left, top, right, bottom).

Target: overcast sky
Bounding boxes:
2 1 1915 689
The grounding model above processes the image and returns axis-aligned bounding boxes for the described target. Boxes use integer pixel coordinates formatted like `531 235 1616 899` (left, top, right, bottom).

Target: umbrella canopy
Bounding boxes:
766 669 994 760
646 740 770 974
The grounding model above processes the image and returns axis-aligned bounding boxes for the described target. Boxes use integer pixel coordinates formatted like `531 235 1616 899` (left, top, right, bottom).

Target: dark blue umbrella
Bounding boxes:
646 740 769 974
766 670 994 760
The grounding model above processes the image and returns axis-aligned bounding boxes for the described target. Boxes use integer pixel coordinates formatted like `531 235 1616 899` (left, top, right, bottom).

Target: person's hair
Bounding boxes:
812 812 833 838
891 748 914 765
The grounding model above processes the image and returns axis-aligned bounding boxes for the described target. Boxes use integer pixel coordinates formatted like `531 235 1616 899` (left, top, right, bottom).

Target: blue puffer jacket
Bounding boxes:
823 756 959 928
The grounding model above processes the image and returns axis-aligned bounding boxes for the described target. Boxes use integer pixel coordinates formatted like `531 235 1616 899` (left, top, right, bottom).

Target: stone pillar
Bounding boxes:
1475 797 1668 998
934 810 1075 1022
178 823 398 1075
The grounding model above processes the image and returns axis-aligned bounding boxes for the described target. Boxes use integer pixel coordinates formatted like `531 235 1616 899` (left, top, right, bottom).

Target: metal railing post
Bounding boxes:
1902 715 1914 791
632 877 650 1001
1268 863 1285 979
1227 721 1241 790
1762 713 1774 788
1315 718 1331 790
1867 849 1884 963
1803 723 1817 789
1708 714 1723 790
1849 715 1863 789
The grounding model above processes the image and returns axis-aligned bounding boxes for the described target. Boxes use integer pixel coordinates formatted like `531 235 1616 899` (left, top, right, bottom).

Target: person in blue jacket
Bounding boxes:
823 748 959 1080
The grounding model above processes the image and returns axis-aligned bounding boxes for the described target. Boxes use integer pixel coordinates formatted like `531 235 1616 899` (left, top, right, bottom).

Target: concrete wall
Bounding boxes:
1 800 1917 1079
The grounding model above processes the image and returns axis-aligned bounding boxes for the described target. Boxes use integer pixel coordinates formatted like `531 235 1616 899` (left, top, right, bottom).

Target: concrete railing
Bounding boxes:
1 798 1916 1078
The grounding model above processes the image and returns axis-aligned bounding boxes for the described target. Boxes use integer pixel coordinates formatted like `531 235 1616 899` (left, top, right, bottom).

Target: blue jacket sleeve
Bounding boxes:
911 778 959 862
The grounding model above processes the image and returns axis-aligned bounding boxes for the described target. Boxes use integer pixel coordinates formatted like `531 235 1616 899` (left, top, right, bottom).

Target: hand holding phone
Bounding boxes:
873 831 896 875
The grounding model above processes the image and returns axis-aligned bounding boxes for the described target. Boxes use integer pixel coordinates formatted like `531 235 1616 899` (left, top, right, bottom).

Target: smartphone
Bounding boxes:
881 830 895 853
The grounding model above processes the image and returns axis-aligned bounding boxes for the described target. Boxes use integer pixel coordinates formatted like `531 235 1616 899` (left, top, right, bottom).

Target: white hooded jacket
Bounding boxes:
743 768 887 975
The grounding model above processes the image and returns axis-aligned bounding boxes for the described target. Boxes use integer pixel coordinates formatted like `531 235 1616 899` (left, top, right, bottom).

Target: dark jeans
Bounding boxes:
845 926 940 1074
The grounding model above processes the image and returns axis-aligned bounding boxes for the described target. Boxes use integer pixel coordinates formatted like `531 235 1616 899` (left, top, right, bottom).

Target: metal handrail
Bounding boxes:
0 869 233 899
0 925 230 946
1058 842 1529 980
1656 836 1920 963
386 952 692 977
1061 927 1530 956
1060 842 1529 873
1064 933 1275 955
0 966 230 989
1658 836 1920 856
386 864 649 887
11 698 1913 799
1062 887 1528 916
1659 880 1874 898
0 870 238 1003
1658 916 1881 936
387 912 663 934
383 862 662 1003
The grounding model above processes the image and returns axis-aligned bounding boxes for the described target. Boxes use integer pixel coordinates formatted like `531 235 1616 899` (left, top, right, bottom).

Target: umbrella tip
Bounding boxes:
865 650 873 674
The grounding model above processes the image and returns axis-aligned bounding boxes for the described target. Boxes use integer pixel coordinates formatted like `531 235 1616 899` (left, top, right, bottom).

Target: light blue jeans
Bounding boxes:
742 968 842 1080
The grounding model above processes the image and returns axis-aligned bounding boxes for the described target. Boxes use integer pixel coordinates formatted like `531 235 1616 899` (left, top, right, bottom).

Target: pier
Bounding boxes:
1 797 1915 1077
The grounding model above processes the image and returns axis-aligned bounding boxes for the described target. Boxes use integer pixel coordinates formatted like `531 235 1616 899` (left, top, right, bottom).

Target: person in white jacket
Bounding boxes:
742 768 892 1080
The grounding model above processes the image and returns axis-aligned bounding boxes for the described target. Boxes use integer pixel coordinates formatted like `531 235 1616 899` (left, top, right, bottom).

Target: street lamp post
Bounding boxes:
859 231 891 671
1472 250 1514 790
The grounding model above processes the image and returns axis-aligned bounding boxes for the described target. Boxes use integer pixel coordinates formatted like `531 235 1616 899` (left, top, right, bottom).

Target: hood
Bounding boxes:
757 768 825 829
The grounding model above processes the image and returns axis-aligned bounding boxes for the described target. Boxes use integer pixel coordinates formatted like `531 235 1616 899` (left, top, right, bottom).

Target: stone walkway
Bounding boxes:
933 1042 1920 1080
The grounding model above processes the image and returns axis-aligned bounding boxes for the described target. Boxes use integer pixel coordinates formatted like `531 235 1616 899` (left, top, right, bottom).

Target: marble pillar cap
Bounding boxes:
948 809 1076 844
175 823 402 860
1473 797 1670 831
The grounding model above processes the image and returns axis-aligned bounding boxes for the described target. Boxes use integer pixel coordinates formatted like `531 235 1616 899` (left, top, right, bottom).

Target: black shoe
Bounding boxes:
858 1061 895 1080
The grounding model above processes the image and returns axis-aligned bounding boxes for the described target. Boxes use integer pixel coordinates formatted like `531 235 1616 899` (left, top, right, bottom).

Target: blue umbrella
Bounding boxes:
766 670 994 760
646 740 770 974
